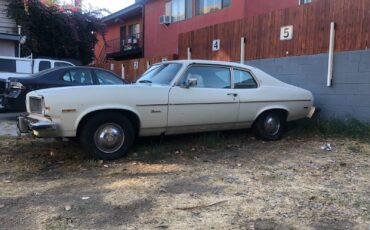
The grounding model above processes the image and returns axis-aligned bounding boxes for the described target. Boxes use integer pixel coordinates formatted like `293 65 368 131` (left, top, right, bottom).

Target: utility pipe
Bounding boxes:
121 64 125 79
18 25 21 57
327 22 336 87
240 37 246 64
187 47 192 60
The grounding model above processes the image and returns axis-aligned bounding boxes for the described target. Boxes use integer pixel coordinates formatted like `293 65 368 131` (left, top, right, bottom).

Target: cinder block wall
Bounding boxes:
245 50 370 122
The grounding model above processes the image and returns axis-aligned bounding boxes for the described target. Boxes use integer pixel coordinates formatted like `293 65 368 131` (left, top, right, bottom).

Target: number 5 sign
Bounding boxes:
280 26 293 40
212 39 221 51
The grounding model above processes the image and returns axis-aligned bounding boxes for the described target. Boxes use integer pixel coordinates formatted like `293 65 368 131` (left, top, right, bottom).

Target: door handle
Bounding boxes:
227 93 238 97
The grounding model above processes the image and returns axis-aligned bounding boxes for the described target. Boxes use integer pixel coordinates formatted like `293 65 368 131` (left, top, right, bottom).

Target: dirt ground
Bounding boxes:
0 131 369 230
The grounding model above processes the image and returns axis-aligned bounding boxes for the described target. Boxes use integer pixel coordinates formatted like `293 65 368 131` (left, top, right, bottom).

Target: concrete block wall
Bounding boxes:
245 50 370 122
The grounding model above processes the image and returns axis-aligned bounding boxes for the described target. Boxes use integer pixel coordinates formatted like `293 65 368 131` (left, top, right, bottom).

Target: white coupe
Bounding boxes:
18 60 315 160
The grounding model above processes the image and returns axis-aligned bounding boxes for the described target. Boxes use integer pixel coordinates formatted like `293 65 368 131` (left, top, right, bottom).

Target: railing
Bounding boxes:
105 33 142 54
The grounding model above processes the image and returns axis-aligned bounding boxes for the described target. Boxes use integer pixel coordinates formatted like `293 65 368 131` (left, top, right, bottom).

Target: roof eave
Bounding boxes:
102 4 143 23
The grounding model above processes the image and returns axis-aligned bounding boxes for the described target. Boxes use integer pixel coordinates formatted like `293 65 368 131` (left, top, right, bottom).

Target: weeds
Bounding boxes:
347 144 363 153
45 216 74 230
15 173 34 182
81 159 102 168
195 132 224 147
287 118 370 139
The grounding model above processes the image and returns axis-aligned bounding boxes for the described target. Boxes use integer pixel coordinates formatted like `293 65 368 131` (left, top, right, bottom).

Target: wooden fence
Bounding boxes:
178 0 370 61
94 54 178 82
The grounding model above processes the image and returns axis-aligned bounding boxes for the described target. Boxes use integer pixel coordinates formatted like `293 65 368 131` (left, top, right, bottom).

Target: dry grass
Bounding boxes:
0 133 369 229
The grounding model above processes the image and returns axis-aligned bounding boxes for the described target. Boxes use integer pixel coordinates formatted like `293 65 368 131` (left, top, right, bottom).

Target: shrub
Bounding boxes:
7 0 106 64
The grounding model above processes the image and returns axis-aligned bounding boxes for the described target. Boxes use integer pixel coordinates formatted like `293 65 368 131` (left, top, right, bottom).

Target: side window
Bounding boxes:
39 61 51 71
0 59 16 72
181 66 231 89
67 69 93 85
55 62 73 68
62 71 72 82
234 69 258 89
94 70 123 85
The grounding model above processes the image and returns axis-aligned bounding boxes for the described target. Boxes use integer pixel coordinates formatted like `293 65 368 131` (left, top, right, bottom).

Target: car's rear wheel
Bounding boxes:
254 111 285 141
80 113 135 160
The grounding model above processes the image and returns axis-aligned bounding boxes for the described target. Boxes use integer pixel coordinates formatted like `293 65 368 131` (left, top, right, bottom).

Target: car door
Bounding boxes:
233 68 261 124
167 65 239 134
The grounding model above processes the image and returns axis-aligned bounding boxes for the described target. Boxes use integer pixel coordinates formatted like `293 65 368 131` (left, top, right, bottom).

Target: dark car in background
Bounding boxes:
0 79 5 107
0 67 127 112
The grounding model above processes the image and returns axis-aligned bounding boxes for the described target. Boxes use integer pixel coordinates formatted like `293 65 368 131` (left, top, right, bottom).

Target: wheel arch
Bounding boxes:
76 109 141 138
253 107 289 127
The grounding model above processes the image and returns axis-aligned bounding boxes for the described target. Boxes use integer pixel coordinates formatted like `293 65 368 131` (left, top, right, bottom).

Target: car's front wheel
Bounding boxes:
254 110 285 141
80 113 135 160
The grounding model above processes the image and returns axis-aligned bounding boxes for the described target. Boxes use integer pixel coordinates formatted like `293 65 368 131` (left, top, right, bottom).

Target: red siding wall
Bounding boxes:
94 16 142 61
245 0 298 17
144 0 298 57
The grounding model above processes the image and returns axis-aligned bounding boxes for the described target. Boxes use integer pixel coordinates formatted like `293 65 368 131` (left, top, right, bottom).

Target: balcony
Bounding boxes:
105 33 143 60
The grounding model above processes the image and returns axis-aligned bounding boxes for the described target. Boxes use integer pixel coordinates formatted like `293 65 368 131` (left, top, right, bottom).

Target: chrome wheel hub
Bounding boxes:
263 115 281 136
94 123 125 154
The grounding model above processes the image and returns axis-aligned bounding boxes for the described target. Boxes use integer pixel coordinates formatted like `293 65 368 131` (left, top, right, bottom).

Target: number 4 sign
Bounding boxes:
280 26 293 40
212 39 221 51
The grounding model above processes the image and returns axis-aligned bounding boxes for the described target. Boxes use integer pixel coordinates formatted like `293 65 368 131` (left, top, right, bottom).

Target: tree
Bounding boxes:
7 0 106 64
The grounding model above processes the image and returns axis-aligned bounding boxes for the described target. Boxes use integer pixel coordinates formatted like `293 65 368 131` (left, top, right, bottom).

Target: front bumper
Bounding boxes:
17 114 58 137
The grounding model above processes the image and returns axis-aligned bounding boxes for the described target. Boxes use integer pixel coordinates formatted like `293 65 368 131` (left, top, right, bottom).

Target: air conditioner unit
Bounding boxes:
159 15 172 25
132 38 138 44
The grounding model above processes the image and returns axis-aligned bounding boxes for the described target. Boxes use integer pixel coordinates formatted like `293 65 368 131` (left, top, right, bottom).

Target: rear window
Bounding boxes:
39 61 51 71
94 70 123 85
0 59 16 72
55 62 73 68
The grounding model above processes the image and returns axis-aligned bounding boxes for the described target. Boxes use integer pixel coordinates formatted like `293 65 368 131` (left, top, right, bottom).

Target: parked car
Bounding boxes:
0 56 75 110
18 60 315 160
1 66 127 111
0 56 74 80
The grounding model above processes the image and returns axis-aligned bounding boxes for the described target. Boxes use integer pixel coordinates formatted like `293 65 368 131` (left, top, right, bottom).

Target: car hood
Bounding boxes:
30 84 163 96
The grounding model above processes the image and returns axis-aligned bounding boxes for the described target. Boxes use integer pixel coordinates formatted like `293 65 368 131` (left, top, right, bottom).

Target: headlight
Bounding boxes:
29 96 45 114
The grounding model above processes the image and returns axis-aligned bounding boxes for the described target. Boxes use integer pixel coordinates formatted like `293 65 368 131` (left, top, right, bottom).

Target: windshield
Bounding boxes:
137 63 182 85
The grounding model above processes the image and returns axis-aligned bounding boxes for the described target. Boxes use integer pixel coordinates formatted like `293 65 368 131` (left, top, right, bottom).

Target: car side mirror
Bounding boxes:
181 78 197 88
188 78 197 87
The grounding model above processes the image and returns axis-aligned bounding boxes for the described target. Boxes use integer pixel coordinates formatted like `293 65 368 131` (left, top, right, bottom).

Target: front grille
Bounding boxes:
29 97 43 114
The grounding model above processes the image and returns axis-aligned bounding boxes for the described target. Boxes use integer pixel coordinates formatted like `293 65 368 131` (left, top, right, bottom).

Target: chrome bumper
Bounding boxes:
307 106 316 118
17 114 58 137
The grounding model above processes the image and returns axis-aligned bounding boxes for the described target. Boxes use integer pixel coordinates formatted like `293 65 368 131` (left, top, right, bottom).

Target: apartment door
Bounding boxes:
120 26 126 51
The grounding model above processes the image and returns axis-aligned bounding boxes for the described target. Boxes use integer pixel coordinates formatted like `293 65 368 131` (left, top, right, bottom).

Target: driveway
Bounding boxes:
0 112 21 137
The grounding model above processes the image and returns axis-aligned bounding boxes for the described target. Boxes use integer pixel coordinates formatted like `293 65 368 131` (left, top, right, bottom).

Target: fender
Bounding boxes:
74 104 142 131
254 105 290 121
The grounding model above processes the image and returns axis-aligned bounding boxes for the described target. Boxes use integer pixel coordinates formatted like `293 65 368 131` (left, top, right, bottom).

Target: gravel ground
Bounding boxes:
0 132 369 230
0 112 20 137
